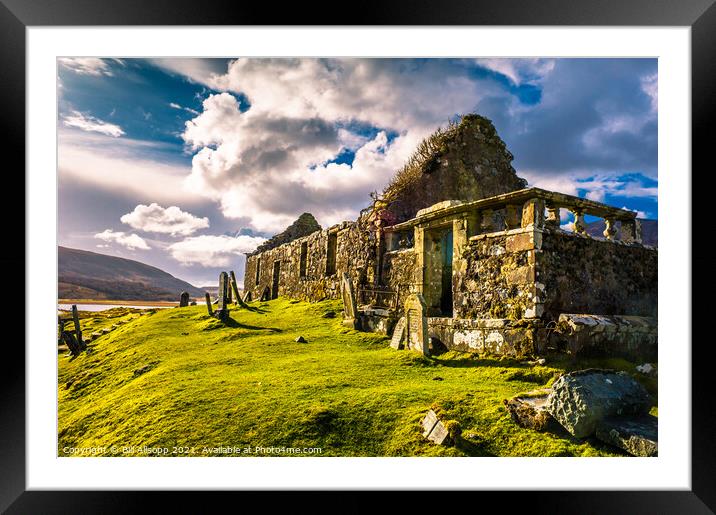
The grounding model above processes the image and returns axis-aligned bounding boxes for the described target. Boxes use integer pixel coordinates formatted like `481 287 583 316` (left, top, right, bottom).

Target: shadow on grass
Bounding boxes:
224 317 282 332
454 437 497 457
434 356 530 370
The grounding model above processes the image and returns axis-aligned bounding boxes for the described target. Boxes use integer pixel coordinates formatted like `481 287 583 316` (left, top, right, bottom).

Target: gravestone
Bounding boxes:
205 293 213 316
404 293 429 355
421 409 451 445
229 271 247 308
71 305 85 350
179 291 190 307
215 272 230 321
260 286 271 302
390 317 406 350
341 273 357 318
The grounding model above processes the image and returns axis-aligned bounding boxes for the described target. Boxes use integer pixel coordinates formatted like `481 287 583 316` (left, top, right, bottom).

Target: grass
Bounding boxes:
58 298 657 457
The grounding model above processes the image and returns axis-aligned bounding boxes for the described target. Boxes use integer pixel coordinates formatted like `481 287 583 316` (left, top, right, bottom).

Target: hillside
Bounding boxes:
586 219 657 247
58 298 656 457
59 246 205 301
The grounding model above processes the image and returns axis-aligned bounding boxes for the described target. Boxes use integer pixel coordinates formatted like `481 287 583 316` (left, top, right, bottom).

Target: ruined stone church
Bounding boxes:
243 115 657 359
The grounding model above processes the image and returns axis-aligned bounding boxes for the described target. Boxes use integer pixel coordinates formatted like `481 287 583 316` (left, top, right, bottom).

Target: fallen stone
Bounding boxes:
295 336 307 343
636 363 656 376
321 311 336 319
504 389 556 431
101 328 112 334
90 331 102 338
595 414 658 457
420 409 457 445
546 369 651 438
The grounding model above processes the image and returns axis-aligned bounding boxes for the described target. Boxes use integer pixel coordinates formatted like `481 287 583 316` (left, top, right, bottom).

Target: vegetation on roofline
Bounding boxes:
380 113 498 205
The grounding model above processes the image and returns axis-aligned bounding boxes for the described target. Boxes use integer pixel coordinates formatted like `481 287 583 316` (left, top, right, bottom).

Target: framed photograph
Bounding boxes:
5 0 714 511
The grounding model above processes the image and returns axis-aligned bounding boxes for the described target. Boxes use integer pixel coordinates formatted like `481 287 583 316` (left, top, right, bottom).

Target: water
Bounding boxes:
58 303 175 312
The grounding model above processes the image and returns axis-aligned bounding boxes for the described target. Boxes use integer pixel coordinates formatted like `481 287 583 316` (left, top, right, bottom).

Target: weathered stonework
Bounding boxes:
242 116 657 360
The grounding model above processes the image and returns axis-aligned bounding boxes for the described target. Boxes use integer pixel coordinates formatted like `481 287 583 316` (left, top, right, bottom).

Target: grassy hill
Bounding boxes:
58 298 656 457
59 246 205 301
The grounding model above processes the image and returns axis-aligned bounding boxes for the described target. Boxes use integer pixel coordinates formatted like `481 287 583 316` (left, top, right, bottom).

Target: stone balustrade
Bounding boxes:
385 187 642 245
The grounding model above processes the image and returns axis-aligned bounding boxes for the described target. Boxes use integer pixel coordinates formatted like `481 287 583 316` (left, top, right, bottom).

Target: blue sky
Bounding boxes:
57 57 658 287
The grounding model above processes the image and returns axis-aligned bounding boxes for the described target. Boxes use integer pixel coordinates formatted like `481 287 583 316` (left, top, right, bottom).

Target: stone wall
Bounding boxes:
381 248 418 311
428 317 545 357
538 232 658 319
243 221 380 302
454 230 538 320
452 227 657 322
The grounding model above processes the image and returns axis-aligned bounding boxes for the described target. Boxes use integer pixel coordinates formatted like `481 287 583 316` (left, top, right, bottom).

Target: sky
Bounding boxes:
57 57 658 287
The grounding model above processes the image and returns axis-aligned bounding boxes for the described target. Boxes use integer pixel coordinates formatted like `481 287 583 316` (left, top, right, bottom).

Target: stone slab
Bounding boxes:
390 317 406 349
595 415 658 457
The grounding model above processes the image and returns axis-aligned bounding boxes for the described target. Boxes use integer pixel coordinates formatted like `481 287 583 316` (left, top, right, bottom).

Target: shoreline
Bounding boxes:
58 299 180 307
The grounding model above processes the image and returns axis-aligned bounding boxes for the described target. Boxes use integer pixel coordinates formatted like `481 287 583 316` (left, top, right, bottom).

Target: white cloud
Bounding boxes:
169 102 182 109
120 203 209 236
167 234 266 267
62 111 125 137
177 57 500 232
59 129 199 205
641 73 657 113
94 229 151 250
58 57 114 76
473 58 556 85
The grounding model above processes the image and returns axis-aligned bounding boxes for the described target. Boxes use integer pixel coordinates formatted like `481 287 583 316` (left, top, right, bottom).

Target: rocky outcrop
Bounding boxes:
250 213 321 255
545 369 652 438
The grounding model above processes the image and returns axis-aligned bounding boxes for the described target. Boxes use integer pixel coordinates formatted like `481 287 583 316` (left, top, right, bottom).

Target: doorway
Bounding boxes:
423 226 453 317
271 261 281 299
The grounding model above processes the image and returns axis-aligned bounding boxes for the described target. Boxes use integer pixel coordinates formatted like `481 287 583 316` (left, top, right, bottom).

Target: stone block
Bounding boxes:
595 415 658 457
546 370 652 438
505 232 535 253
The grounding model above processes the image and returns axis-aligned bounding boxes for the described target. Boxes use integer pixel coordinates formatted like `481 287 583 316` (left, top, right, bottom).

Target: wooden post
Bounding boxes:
72 305 85 350
205 293 214 316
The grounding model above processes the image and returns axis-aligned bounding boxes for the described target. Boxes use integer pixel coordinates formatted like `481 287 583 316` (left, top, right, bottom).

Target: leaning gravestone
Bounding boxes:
341 273 358 328
179 291 190 307
229 271 247 308
205 293 214 316
390 317 406 350
71 305 85 350
404 293 429 355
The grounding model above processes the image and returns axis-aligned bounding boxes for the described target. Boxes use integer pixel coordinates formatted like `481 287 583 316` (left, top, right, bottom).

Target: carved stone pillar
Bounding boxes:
545 204 560 229
621 218 642 244
572 209 586 236
603 218 617 241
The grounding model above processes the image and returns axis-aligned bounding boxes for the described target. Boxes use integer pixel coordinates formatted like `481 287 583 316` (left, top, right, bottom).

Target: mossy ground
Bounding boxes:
58 298 656 457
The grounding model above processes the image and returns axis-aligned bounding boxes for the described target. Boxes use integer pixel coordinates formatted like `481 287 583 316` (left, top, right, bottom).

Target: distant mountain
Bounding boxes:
58 246 205 301
585 219 657 247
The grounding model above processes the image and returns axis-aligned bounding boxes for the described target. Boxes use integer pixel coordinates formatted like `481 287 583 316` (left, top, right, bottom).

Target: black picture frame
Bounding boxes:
3 1 713 512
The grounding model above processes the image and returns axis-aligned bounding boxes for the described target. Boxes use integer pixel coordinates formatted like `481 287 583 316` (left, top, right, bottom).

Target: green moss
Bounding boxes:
58 298 638 457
